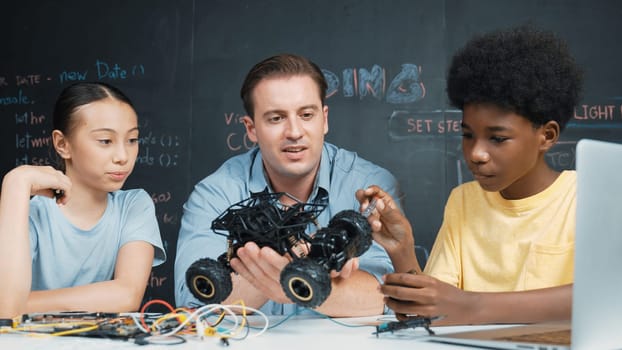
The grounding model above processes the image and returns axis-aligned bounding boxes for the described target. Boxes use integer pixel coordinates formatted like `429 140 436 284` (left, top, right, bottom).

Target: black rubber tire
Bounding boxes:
185 258 232 304
280 259 331 308
328 209 372 257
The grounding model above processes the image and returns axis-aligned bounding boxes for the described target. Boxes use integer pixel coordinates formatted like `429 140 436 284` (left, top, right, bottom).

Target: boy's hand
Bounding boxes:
356 186 420 273
355 186 414 253
381 272 474 324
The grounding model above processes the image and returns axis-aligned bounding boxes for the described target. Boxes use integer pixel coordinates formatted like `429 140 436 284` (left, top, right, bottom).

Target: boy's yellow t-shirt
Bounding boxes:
424 170 576 291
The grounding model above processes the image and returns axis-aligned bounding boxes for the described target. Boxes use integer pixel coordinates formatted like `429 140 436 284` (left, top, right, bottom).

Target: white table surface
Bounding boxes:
0 314 513 349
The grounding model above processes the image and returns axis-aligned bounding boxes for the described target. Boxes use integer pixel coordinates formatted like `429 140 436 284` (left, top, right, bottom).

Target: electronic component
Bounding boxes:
374 316 443 337
361 198 377 217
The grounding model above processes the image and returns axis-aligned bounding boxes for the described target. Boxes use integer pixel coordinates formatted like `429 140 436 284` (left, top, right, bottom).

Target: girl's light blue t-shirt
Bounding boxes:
28 189 166 290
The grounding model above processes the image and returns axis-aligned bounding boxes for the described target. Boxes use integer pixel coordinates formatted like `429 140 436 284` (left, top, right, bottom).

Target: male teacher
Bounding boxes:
174 53 401 317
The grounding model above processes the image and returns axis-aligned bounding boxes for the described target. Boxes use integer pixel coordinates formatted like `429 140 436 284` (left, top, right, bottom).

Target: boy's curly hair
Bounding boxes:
446 25 583 131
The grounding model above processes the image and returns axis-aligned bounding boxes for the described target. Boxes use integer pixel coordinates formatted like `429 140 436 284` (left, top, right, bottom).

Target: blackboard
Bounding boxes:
2 0 622 308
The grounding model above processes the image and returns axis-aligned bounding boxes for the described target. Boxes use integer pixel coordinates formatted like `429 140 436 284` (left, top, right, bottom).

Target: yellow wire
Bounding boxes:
12 321 96 332
216 300 247 339
152 313 187 332
50 324 100 337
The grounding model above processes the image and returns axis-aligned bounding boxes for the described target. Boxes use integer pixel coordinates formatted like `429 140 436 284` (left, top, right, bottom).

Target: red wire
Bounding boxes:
139 299 177 332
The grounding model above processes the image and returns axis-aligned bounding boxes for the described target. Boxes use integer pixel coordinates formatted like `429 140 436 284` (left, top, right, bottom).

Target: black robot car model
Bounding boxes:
185 191 373 308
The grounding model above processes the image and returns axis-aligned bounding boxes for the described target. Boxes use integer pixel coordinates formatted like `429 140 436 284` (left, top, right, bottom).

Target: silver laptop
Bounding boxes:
428 139 622 350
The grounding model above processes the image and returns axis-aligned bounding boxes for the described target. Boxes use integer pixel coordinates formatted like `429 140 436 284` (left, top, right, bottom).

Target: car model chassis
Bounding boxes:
186 191 372 308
